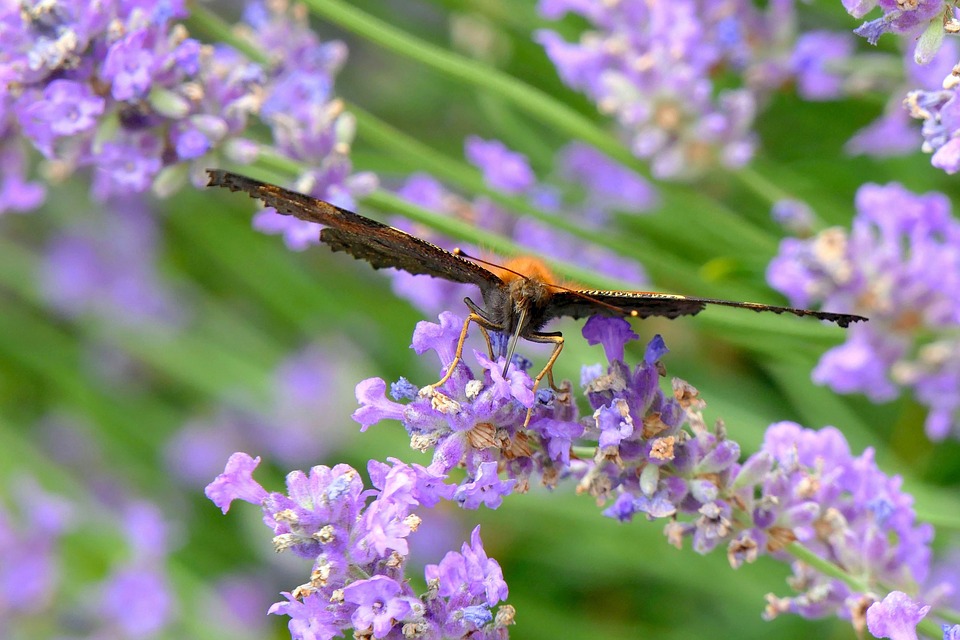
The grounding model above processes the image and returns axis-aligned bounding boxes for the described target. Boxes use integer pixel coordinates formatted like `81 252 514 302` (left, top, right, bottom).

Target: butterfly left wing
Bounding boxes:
543 290 867 328
206 170 504 295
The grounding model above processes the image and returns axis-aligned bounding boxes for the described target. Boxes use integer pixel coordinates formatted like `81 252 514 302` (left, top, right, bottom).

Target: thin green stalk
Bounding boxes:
186 2 268 63
302 0 644 173
732 167 794 208
363 188 636 290
351 104 692 275
303 0 791 233
786 542 869 592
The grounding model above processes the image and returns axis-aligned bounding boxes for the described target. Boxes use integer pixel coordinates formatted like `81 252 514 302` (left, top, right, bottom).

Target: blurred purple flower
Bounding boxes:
865 591 930 640
40 197 186 328
791 31 855 101
0 478 74 619
167 342 360 485
536 0 793 177
465 136 536 195
767 182 960 439
556 142 657 223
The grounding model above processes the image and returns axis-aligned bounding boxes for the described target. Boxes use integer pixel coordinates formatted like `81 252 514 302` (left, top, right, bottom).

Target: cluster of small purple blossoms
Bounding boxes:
569 321 938 632
1 471 180 637
1 0 373 217
354 311 582 499
904 57 960 174
39 195 185 328
389 138 651 316
206 452 513 640
767 182 960 440
534 0 799 178
844 0 952 61
353 311 940 635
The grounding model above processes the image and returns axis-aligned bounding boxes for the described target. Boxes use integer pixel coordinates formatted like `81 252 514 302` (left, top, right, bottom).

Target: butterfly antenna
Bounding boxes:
453 248 530 280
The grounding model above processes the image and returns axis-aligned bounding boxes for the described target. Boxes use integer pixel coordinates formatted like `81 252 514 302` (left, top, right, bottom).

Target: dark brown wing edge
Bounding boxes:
544 290 867 328
206 169 503 293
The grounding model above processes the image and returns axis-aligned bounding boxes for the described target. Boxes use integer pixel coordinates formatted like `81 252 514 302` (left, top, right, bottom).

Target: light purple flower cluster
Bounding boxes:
390 138 651 316
2 0 374 220
539 317 935 632
354 311 581 500
752 423 932 625
534 0 796 178
1 473 181 637
845 0 949 56
767 182 960 440
905 57 960 174
40 196 185 327
0 477 74 622
205 452 513 639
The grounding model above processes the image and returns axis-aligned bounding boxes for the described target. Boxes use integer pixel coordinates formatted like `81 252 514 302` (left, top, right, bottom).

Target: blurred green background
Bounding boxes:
3 1 960 638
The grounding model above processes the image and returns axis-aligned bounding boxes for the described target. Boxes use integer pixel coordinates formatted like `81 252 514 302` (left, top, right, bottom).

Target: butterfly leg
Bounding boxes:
427 312 502 391
477 325 495 360
520 331 565 427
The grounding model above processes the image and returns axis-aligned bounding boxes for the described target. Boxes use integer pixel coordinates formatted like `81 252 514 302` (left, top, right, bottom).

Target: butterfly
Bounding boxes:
206 170 867 421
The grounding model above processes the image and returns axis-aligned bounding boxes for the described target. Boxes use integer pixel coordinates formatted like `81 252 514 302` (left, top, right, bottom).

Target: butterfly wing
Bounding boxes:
544 290 867 328
206 170 504 294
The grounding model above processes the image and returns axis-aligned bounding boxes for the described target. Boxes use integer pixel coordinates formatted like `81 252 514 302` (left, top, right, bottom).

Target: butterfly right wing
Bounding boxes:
206 170 504 293
544 290 708 321
544 290 867 327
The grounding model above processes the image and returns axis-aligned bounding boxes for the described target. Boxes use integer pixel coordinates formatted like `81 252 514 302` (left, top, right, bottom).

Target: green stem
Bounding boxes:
731 167 792 208
785 542 869 593
186 2 268 63
301 0 645 174
351 105 684 275
363 188 636 290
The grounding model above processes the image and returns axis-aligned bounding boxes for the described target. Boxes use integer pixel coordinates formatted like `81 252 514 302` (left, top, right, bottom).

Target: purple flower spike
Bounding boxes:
426 526 508 607
582 316 639 364
343 576 413 638
353 378 406 431
791 32 855 101
465 136 536 194
866 591 930 640
454 461 517 510
205 453 268 513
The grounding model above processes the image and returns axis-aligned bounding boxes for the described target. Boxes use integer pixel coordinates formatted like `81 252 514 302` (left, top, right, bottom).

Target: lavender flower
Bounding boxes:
767 182 960 440
465 136 536 195
751 423 933 623
535 0 798 178
791 31 856 101
39 197 185 328
2 0 374 219
848 0 947 51
354 311 583 497
0 477 74 620
866 591 931 640
206 453 513 638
